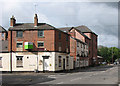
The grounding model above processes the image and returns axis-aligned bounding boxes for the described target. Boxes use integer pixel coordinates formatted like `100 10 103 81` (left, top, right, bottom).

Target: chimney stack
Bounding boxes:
34 14 38 27
10 15 16 27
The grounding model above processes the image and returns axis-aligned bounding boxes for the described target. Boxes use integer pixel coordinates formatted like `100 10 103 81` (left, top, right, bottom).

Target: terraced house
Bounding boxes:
0 14 97 72
7 14 72 72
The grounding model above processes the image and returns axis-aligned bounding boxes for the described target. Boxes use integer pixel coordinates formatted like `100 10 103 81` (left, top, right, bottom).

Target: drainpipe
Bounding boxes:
10 31 12 73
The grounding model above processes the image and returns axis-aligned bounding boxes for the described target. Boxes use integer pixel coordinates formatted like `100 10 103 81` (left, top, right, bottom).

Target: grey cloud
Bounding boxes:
0 2 118 47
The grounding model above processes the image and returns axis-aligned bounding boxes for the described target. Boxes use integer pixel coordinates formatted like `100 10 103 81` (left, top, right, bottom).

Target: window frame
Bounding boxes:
66 56 69 66
58 32 61 40
37 41 44 48
38 30 44 37
16 56 23 68
16 41 23 48
16 31 23 38
58 56 62 67
0 57 2 68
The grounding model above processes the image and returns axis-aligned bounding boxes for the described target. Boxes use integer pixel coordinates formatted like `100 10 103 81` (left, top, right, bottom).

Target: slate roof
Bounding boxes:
58 27 90 39
0 40 8 52
76 25 92 33
0 26 7 32
58 27 73 33
9 23 56 31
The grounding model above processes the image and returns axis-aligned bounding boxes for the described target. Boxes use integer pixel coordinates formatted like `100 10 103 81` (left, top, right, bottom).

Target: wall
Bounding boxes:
8 30 55 52
55 30 70 53
0 32 7 41
0 53 10 71
55 52 72 71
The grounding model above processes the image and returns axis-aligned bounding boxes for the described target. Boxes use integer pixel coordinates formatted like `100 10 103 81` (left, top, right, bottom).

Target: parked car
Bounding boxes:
102 62 107 65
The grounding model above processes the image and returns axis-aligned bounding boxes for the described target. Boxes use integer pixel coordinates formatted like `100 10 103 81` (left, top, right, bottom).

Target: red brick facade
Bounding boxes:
8 29 70 54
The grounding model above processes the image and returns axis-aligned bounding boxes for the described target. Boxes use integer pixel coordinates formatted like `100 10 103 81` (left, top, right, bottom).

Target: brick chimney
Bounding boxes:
34 14 38 27
10 15 16 27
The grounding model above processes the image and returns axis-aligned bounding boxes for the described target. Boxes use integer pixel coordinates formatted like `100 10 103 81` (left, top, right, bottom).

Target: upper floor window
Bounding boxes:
37 41 44 48
66 35 68 41
16 41 23 48
38 30 44 37
1 33 4 37
16 31 23 38
59 32 61 39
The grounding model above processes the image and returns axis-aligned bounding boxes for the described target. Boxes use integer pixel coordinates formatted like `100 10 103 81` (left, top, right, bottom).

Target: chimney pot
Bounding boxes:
10 15 16 27
34 14 38 27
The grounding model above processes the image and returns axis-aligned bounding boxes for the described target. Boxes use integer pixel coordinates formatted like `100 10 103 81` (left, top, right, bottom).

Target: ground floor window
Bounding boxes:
66 56 69 66
16 56 23 67
0 57 2 68
59 56 62 67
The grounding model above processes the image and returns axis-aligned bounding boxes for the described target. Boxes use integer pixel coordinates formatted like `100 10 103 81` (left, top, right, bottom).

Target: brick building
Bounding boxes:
0 14 97 72
58 25 98 68
6 14 73 72
0 26 7 41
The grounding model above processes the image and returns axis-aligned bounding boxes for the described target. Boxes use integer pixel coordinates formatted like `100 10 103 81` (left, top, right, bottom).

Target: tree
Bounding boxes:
97 46 120 63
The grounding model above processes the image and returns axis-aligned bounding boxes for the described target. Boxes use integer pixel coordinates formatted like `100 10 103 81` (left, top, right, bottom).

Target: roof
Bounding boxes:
0 26 7 32
57 27 73 33
57 27 90 39
76 25 92 33
9 23 56 31
76 25 98 36
0 40 8 52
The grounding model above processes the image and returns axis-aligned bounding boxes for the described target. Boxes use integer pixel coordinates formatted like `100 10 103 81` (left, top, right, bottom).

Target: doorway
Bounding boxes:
43 56 49 71
63 58 65 71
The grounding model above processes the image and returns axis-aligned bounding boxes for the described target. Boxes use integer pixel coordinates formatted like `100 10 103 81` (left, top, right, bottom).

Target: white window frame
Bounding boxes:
37 41 44 48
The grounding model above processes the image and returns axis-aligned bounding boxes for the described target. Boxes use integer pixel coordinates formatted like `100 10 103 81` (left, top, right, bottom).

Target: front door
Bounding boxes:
43 56 49 71
63 58 65 70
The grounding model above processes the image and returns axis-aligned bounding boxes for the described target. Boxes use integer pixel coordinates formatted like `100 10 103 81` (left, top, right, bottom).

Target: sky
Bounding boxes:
0 0 118 48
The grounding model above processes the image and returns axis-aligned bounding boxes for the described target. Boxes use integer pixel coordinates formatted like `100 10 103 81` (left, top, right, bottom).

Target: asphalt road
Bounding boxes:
1 65 118 86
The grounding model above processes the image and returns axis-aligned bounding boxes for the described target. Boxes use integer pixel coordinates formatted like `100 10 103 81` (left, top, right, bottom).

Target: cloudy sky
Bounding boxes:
0 0 118 47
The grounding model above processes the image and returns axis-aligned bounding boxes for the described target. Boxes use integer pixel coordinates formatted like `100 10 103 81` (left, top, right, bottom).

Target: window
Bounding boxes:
38 30 44 37
38 41 44 48
16 31 23 38
66 45 68 53
16 42 23 48
59 56 62 67
0 57 2 68
1 33 4 37
66 56 69 66
58 42 61 51
59 32 61 39
66 35 68 41
77 42 79 47
16 56 23 67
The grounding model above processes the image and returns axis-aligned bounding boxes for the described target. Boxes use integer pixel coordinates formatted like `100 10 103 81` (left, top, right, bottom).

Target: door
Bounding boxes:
63 58 65 70
43 56 49 71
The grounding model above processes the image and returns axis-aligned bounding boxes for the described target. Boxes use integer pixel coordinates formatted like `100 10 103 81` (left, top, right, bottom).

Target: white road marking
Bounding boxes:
70 77 82 81
57 82 64 84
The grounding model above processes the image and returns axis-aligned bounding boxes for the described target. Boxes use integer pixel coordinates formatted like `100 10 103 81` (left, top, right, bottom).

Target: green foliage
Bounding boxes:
98 46 120 63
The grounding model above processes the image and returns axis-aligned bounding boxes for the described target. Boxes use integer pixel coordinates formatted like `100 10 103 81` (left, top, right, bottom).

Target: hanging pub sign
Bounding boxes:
24 42 33 49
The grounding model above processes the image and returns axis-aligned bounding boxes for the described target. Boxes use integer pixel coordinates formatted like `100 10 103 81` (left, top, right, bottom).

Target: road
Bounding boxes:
1 65 118 86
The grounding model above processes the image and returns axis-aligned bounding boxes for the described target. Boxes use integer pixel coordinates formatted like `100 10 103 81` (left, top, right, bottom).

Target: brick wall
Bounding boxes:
8 29 70 53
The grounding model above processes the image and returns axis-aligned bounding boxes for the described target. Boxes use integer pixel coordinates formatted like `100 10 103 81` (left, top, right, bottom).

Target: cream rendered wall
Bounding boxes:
0 53 10 71
12 52 55 72
12 52 38 71
38 52 55 71
55 52 72 71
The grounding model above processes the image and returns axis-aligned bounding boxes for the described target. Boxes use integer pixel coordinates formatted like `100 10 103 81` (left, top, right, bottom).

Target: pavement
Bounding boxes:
1 65 119 86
